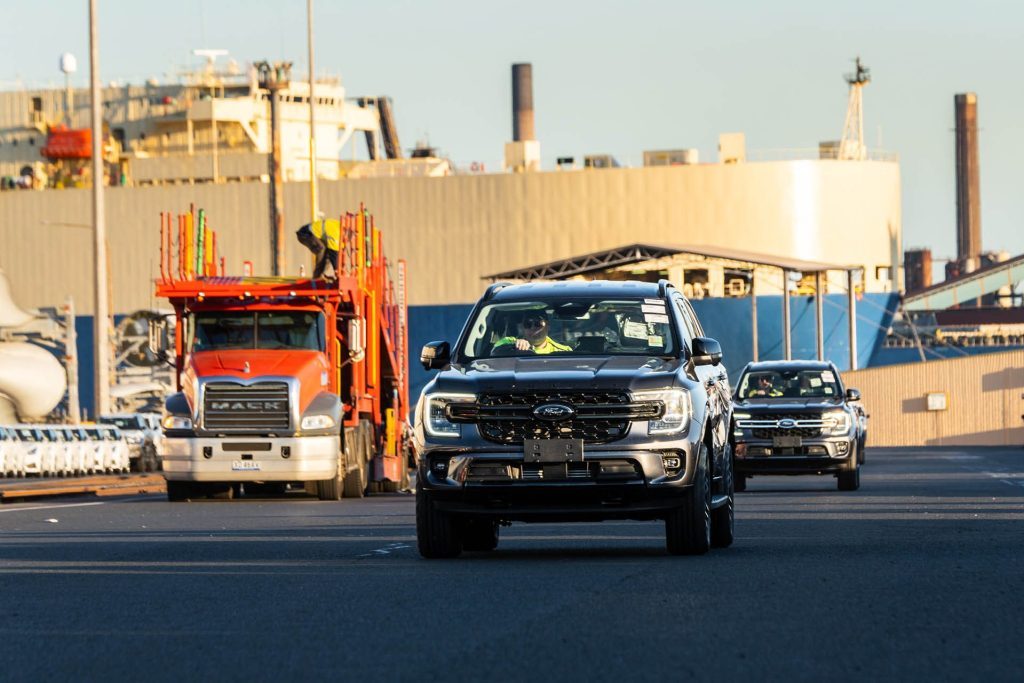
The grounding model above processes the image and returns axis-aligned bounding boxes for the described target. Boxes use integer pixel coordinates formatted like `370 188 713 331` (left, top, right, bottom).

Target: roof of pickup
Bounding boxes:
486 280 665 302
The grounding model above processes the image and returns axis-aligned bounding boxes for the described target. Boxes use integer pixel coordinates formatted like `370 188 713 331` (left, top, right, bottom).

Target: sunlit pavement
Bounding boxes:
1 447 1022 681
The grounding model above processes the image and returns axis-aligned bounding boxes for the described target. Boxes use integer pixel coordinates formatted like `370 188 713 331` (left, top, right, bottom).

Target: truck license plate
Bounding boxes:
773 436 802 448
231 460 261 471
523 439 584 463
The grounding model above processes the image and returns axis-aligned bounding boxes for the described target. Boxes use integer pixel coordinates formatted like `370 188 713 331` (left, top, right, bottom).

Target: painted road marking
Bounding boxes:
0 501 105 514
358 542 411 558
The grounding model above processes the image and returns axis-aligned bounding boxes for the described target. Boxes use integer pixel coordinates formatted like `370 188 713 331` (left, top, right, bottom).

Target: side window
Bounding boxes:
672 296 694 352
682 298 705 337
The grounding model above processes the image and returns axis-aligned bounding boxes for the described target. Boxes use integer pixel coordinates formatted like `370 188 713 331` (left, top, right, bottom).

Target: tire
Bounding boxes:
343 463 365 498
857 440 866 465
416 486 462 558
166 480 194 502
666 443 711 555
711 446 735 548
318 446 344 501
837 465 860 491
735 473 747 493
462 518 500 552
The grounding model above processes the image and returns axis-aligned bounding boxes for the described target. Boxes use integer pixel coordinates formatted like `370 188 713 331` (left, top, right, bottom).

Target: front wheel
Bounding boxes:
837 465 860 491
666 444 711 555
711 446 735 548
416 487 462 559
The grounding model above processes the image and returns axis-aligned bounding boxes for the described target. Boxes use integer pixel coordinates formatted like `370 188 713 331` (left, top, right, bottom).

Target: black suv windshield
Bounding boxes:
189 311 325 352
459 298 677 360
737 368 841 399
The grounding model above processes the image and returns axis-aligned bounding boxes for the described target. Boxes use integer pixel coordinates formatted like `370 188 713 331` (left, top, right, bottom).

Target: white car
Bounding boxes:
98 413 162 472
98 425 130 473
81 426 107 474
13 426 44 477
59 427 90 476
1 426 25 477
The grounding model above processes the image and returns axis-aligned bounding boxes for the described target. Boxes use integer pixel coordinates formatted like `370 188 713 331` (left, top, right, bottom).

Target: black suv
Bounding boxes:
413 280 734 557
731 360 863 491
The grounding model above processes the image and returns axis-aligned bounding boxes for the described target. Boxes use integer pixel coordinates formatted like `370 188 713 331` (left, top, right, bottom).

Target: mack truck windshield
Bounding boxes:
153 205 409 501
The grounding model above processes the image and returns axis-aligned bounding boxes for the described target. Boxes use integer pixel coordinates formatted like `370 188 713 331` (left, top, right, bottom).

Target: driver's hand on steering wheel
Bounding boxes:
514 338 532 351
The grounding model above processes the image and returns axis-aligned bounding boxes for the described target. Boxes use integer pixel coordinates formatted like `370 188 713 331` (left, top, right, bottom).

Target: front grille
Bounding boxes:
465 459 642 483
203 382 290 432
738 412 825 439
449 391 661 445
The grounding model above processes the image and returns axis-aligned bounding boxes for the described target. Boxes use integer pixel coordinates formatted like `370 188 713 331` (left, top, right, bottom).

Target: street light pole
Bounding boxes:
89 0 110 418
307 0 318 226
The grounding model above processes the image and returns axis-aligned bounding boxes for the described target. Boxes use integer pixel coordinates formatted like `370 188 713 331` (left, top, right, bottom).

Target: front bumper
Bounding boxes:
161 435 339 482
418 445 697 522
733 436 856 475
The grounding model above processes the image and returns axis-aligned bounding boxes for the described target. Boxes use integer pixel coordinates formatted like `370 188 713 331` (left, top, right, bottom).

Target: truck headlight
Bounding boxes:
161 415 193 430
423 393 475 438
634 389 692 436
301 414 335 430
826 411 851 436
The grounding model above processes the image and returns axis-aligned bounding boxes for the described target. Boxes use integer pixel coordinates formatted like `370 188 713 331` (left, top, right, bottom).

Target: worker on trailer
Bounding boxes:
493 310 572 354
296 215 341 277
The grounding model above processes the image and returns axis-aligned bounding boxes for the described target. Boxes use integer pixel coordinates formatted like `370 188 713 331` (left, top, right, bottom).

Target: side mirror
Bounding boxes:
846 388 861 402
692 337 722 366
147 314 175 365
348 318 365 360
421 341 451 371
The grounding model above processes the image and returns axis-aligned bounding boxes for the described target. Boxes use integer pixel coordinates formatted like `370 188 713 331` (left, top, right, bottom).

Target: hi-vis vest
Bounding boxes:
310 219 341 251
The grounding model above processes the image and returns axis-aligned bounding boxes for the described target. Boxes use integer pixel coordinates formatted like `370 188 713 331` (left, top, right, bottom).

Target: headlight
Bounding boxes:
634 389 692 436
423 393 475 438
826 411 851 436
301 414 335 430
733 412 750 421
162 415 193 430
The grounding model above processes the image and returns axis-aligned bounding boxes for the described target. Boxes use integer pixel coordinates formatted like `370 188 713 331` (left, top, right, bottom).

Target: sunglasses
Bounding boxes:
522 316 546 328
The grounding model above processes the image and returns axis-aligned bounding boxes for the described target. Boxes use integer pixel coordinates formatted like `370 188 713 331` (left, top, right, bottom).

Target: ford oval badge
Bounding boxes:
533 402 576 421
778 418 797 429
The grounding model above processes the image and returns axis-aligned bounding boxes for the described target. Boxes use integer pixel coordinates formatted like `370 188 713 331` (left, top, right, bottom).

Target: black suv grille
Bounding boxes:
203 382 290 432
749 412 823 439
448 391 662 445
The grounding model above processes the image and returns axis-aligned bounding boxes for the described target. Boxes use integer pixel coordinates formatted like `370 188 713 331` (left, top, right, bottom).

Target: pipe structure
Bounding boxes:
512 63 535 141
750 275 758 362
89 0 110 418
257 61 292 276
307 0 318 227
848 269 858 371
782 269 792 360
815 271 824 361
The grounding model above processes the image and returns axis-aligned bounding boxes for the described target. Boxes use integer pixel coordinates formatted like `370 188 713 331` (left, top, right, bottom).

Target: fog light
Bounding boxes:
837 441 849 455
202 446 213 459
432 459 449 475
663 456 681 470
281 446 291 459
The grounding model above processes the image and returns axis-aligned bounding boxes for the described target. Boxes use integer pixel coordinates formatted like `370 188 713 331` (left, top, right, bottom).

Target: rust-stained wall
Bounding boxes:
843 350 1024 446
0 160 901 313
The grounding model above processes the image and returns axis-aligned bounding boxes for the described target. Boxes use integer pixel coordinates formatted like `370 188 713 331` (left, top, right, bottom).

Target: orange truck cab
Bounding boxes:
153 206 409 501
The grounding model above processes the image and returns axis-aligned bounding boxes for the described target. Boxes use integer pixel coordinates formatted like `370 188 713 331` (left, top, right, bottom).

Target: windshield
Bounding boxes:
100 416 141 430
736 368 841 399
189 311 325 352
459 298 678 360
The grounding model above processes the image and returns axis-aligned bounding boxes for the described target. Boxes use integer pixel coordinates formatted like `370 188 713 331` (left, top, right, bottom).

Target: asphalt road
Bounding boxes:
1 447 1023 682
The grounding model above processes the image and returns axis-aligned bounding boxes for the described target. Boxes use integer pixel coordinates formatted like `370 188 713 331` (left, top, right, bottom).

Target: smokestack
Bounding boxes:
954 93 981 271
512 63 535 141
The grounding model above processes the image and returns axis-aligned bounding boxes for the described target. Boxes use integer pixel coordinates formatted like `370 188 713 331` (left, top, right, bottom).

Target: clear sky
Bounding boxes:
3 0 1021 261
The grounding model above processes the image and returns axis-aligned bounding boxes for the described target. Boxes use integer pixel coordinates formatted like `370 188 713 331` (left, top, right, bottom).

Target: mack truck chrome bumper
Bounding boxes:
161 435 340 481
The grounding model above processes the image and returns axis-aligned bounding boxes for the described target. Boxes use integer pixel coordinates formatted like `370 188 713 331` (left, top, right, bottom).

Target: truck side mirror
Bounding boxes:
692 337 722 366
421 341 450 371
846 388 861 402
147 314 174 365
348 318 365 360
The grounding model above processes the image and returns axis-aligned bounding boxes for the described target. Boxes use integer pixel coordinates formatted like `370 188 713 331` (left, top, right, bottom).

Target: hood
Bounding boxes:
734 397 844 412
430 355 686 395
185 350 329 414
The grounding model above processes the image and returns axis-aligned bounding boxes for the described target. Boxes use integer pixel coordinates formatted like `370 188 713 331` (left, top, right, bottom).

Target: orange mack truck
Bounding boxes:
152 205 409 501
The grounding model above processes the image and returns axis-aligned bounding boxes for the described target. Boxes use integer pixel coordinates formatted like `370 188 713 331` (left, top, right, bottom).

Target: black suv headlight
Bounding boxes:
633 389 692 436
423 393 476 438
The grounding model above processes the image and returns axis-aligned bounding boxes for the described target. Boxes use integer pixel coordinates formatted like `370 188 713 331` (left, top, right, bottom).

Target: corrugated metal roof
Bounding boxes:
485 242 856 280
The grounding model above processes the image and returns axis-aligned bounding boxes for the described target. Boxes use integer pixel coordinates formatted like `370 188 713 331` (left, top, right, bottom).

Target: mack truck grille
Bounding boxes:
737 412 825 439
203 382 291 432
447 391 662 445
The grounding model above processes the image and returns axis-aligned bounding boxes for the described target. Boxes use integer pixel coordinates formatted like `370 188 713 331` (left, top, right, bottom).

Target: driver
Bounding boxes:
749 374 783 398
493 311 572 355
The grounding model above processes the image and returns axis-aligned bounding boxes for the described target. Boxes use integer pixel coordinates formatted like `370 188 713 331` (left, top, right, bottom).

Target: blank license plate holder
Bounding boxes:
772 436 802 448
523 438 584 463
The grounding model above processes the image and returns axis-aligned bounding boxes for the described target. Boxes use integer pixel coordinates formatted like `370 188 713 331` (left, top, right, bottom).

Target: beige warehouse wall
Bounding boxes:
842 350 1024 446
0 160 900 313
